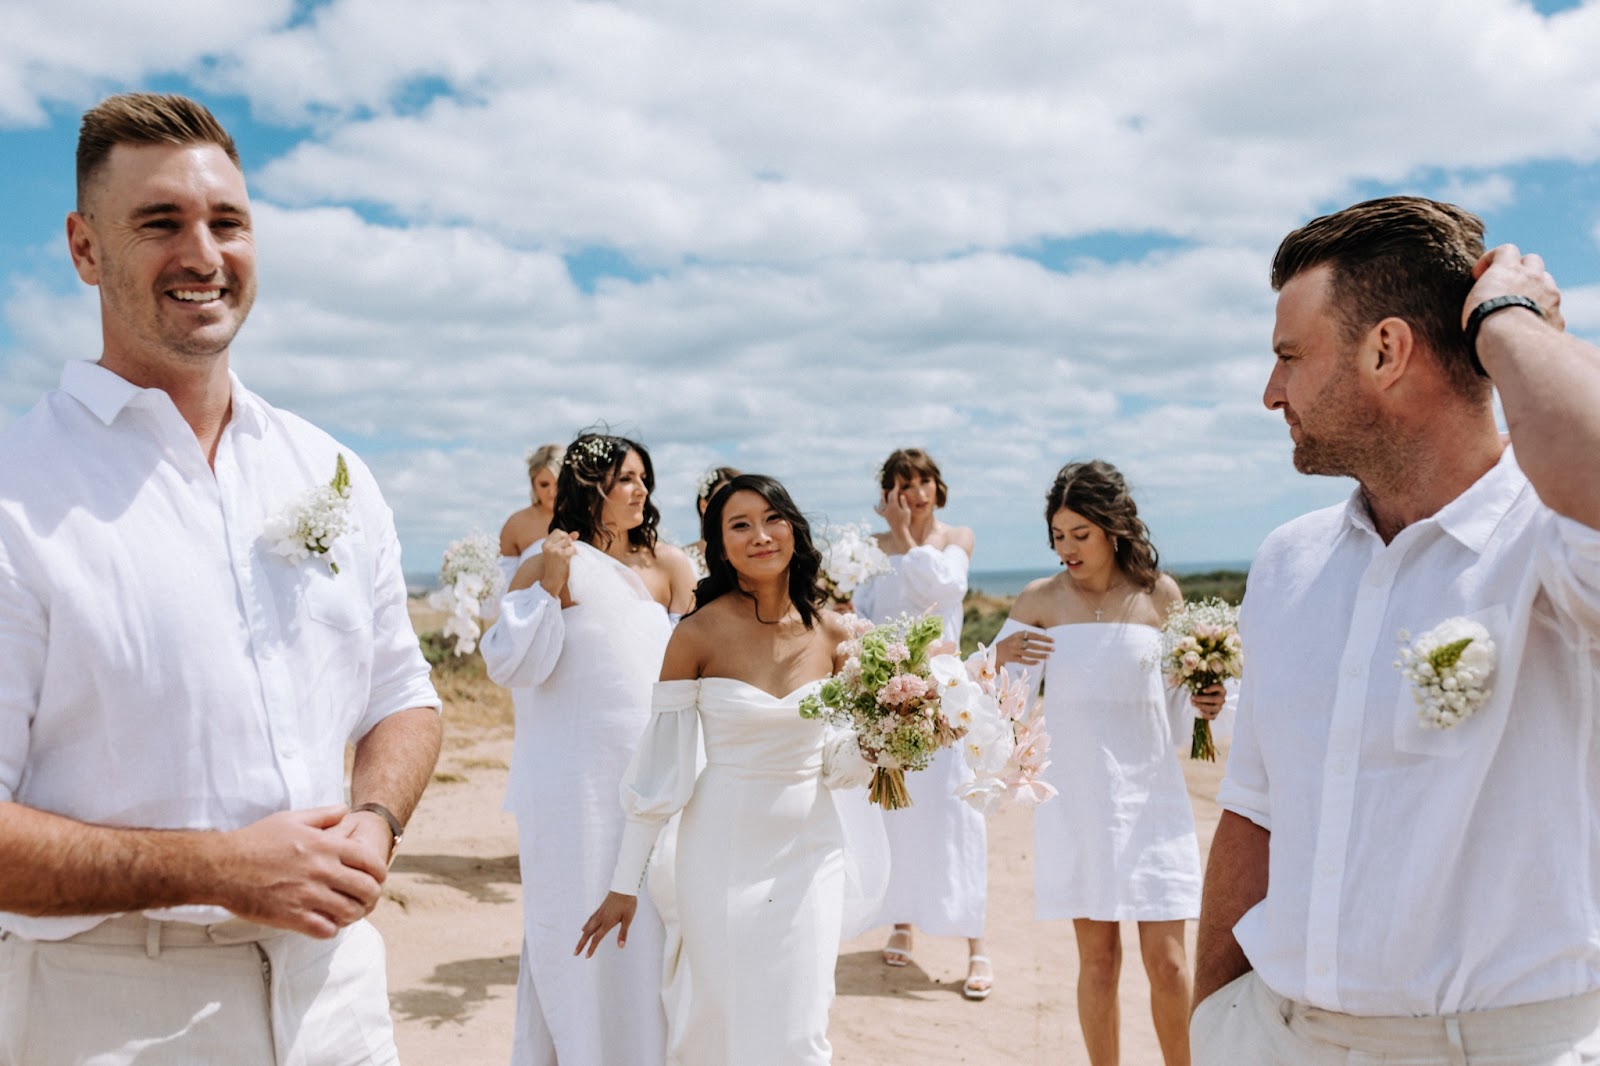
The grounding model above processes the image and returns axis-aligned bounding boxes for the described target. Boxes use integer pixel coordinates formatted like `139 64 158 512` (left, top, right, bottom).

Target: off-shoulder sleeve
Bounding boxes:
479 584 565 688
610 680 702 895
899 544 970 610
821 725 873 789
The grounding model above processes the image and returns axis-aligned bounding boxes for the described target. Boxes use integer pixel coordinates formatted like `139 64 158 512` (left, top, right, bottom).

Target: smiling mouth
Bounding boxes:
170 289 223 303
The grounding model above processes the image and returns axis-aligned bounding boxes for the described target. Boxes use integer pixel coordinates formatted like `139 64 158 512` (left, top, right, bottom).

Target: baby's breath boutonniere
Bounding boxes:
1395 617 1496 730
266 454 356 574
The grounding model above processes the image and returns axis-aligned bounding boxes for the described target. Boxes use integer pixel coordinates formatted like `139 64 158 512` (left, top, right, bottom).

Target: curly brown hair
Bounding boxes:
1045 460 1161 592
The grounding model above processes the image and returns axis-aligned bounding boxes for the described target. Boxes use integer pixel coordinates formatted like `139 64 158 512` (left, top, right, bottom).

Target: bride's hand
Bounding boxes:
575 891 637 958
540 530 577 600
995 628 1052 668
1190 683 1226 720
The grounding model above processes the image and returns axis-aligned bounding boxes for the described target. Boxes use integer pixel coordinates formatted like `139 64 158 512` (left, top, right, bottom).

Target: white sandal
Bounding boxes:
881 929 913 968
962 955 994 1001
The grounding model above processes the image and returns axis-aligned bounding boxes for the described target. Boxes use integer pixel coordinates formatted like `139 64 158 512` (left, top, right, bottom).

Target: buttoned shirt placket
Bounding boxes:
1302 515 1421 1008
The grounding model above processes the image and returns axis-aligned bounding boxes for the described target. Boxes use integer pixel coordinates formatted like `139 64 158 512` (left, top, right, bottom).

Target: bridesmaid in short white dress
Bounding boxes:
481 434 697 1066
853 448 992 999
994 460 1222 1066
578 475 885 1065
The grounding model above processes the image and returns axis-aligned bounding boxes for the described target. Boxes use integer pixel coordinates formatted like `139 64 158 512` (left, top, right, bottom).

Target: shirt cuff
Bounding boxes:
1215 781 1272 833
608 818 660 896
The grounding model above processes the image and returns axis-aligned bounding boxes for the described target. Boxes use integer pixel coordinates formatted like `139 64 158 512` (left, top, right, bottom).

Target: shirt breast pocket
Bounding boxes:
303 534 375 632
1392 603 1517 758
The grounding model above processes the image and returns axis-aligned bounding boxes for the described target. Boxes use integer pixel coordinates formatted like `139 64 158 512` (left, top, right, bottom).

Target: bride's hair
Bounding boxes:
1046 459 1162 592
693 474 825 628
552 431 661 553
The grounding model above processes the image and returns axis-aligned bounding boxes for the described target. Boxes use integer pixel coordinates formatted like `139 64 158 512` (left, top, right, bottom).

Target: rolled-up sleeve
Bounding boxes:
356 497 441 738
610 680 701 894
1214 589 1271 831
480 584 565 689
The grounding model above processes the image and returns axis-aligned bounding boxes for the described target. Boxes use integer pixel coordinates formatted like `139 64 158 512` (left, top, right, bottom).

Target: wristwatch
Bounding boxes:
352 801 404 857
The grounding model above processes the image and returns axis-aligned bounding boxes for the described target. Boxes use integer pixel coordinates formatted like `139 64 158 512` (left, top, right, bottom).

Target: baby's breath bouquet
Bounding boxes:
816 523 892 607
1156 598 1243 761
800 613 963 809
427 532 504 656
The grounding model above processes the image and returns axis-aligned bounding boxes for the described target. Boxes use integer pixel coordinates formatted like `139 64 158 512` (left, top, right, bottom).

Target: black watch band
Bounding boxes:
1464 295 1544 377
352 801 404 850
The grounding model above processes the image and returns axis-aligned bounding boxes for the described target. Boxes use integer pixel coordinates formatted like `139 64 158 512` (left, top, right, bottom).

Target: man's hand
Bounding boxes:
211 806 387 939
1467 244 1566 333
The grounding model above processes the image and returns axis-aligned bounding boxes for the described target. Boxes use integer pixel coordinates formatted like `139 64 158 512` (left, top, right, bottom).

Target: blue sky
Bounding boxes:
3 0 1598 575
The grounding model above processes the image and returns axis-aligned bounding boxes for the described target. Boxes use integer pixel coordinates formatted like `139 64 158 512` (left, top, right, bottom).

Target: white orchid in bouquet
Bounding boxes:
816 523 892 606
265 454 355 574
427 532 505 656
950 645 1057 815
799 613 959 809
1155 598 1243 761
1396 617 1496 729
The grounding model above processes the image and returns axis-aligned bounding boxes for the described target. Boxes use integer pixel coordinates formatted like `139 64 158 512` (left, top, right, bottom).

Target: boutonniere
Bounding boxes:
265 453 356 574
1395 617 1496 729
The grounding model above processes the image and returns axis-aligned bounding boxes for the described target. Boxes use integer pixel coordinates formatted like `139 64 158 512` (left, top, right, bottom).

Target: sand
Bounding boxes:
378 609 1227 1064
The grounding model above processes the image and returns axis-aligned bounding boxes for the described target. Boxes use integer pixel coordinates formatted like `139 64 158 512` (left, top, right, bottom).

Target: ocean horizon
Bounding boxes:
406 559 1250 598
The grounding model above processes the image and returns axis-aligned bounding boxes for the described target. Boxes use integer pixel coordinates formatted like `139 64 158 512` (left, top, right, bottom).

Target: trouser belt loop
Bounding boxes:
145 919 161 959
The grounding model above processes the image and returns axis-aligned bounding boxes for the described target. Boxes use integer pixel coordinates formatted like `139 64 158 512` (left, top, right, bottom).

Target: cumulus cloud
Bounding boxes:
2 0 1597 573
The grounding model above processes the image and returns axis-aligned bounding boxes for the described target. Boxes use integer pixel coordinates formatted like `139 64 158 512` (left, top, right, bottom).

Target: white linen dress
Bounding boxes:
610 678 882 1066
480 543 670 1066
853 543 989 937
997 617 1201 921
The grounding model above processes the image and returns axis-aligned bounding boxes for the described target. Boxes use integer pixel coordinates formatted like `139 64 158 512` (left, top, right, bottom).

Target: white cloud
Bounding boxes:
3 0 1599 574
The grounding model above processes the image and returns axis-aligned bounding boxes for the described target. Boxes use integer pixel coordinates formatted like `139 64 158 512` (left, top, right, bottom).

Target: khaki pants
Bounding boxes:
0 915 399 1066
1192 971 1600 1066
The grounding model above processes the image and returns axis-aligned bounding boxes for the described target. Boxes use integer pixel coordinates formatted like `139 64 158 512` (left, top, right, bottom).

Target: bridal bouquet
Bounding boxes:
427 532 504 656
800 614 964 809
816 523 892 607
1156 598 1243 761
951 645 1058 814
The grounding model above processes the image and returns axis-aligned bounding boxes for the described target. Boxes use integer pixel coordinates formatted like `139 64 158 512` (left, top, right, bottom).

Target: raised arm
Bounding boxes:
1468 244 1600 529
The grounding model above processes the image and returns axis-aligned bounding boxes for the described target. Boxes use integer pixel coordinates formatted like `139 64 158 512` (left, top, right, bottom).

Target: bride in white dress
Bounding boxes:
480 433 697 1066
577 474 882 1065
851 448 993 1000
992 459 1222 1066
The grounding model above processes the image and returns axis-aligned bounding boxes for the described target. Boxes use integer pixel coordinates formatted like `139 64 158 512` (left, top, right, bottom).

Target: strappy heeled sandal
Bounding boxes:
881 929 913 968
962 955 994 1001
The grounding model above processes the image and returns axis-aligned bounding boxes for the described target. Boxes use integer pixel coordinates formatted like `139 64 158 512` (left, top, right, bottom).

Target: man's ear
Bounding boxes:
1364 316 1415 392
66 212 101 286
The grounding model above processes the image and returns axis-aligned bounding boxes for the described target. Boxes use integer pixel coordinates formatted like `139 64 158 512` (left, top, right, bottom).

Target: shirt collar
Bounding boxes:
1337 445 1527 555
59 360 267 436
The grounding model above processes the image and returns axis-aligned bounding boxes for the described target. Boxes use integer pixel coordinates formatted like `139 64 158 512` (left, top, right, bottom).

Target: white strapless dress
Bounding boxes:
612 678 884 1065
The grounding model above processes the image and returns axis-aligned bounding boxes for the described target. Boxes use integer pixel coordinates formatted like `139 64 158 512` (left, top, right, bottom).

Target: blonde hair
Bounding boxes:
526 443 565 477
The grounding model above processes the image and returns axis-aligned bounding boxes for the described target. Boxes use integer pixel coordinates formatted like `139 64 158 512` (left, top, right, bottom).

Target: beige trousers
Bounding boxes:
0 914 399 1066
1192 971 1600 1066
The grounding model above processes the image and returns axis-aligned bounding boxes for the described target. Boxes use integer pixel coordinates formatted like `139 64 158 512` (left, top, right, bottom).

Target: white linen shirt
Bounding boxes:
0 362 439 940
1218 446 1600 1015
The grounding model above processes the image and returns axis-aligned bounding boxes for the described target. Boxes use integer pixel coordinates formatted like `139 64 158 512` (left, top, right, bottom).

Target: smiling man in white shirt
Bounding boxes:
0 94 442 1065
1191 196 1600 1064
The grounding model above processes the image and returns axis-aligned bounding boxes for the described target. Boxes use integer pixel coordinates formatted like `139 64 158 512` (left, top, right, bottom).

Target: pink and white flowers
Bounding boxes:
1155 598 1243 761
953 645 1057 814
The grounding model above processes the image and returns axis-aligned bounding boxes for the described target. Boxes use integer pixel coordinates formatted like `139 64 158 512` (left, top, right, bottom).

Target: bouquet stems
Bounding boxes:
1190 718 1216 762
869 767 913 810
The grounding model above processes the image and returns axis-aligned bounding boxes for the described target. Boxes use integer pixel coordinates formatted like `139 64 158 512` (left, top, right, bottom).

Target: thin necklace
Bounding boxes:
1081 578 1124 622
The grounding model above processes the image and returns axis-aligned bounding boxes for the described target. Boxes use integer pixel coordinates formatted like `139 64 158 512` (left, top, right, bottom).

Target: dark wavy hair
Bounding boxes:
550 432 660 553
1046 460 1162 592
692 474 824 628
878 448 949 507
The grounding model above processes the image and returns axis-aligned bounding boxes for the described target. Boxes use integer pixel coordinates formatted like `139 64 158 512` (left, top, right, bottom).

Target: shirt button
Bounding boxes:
1345 664 1361 678
1314 962 1330 977
1319 861 1336 877
1333 759 1349 774
281 745 298 759
1367 572 1384 588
